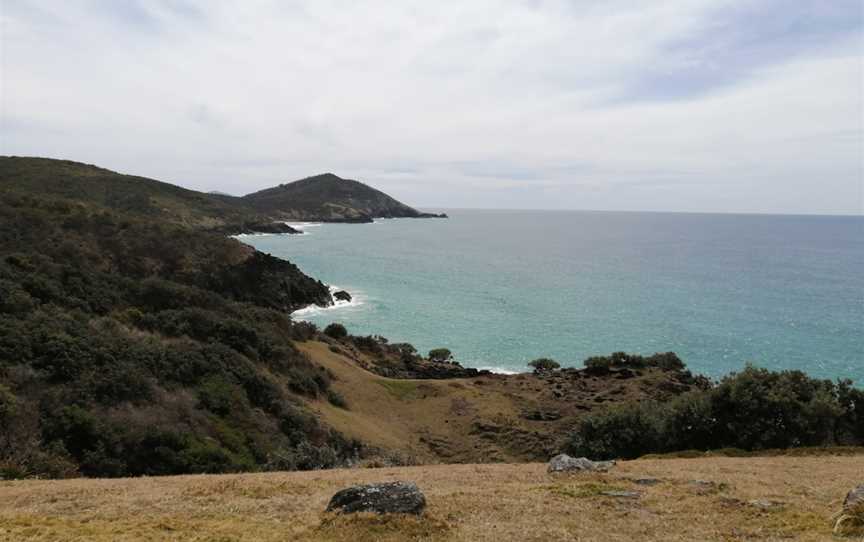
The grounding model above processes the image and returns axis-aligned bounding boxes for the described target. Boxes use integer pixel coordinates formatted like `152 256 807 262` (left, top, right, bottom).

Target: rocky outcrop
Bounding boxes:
333 290 352 302
326 481 426 515
547 454 615 473
213 222 302 235
835 484 864 535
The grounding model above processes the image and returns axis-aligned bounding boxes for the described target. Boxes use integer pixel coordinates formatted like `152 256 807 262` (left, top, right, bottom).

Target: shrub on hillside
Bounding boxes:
583 351 685 375
428 348 453 363
528 358 560 373
324 323 348 339
566 365 864 459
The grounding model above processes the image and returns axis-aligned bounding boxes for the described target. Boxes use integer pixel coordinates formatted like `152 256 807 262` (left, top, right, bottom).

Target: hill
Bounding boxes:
0 159 349 478
0 157 266 230
0 157 446 226
241 173 447 222
1 455 861 540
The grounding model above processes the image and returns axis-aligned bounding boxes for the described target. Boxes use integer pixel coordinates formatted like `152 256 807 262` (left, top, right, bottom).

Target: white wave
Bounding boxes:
284 221 323 231
232 232 276 238
291 285 365 318
475 366 521 375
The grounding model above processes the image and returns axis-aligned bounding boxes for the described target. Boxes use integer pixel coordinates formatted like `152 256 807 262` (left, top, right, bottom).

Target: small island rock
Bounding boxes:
333 290 352 302
326 481 426 515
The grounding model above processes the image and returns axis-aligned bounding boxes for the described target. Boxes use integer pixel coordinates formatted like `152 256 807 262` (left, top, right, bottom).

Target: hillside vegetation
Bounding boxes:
0 156 861 483
0 157 264 230
0 159 348 478
241 172 446 221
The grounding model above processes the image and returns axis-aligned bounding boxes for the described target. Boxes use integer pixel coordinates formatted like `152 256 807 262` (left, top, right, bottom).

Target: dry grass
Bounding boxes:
834 501 864 537
1 455 860 541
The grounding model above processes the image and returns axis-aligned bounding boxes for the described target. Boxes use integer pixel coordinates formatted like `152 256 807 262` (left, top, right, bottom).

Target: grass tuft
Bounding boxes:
314 512 451 542
834 502 864 537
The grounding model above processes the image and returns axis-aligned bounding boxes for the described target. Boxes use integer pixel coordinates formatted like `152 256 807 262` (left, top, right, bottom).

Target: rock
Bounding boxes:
326 481 426 515
333 290 352 302
748 499 785 511
248 222 302 234
834 484 864 535
632 478 662 486
547 454 615 473
845 485 864 509
524 409 562 421
601 490 641 499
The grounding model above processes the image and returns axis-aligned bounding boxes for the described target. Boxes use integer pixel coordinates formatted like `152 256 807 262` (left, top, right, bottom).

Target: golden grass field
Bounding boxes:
1 455 861 541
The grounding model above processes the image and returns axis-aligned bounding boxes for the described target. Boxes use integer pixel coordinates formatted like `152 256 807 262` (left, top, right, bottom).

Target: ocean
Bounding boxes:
242 210 864 382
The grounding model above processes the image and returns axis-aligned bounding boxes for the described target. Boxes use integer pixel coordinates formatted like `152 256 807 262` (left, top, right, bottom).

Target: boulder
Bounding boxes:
601 490 641 499
834 484 864 535
632 478 662 486
547 454 615 473
333 290 352 302
326 481 426 515
845 485 864 509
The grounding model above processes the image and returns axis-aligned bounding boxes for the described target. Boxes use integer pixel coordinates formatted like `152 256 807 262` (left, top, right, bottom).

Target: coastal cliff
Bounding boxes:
0 156 860 482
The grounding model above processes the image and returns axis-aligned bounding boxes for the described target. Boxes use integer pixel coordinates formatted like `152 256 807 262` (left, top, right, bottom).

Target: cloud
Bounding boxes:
1 0 861 213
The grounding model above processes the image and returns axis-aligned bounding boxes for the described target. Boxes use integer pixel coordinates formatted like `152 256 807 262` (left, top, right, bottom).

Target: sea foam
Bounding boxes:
292 285 365 318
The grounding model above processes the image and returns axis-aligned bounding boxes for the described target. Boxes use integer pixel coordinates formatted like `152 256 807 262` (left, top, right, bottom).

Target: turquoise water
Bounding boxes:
244 210 864 382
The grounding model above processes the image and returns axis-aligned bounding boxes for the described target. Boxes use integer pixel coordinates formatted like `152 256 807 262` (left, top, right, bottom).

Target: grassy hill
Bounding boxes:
0 157 265 230
241 173 446 222
1 455 860 541
1 157 446 225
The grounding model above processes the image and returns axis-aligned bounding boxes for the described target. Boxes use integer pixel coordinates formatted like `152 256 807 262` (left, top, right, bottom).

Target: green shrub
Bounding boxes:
567 401 665 459
428 348 453 363
324 322 348 339
528 358 560 373
327 389 348 409
352 335 383 355
566 365 863 459
198 377 249 416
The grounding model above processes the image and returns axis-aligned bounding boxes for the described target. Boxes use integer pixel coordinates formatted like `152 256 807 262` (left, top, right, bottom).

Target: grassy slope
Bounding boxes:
299 340 708 463
0 157 263 229
1 455 860 541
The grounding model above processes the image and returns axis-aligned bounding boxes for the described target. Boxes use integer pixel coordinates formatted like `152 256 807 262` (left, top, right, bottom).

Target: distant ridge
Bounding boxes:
241 172 447 222
0 157 446 229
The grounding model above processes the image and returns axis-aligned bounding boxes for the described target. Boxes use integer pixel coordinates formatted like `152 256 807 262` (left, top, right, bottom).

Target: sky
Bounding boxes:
1 0 862 214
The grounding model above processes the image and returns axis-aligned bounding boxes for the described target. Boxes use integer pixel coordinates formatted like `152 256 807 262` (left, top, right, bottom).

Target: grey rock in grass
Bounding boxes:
601 490 641 499
845 485 864 509
547 454 615 473
326 481 426 515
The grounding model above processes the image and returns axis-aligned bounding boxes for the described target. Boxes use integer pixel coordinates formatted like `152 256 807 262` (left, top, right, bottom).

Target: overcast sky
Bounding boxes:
1 1 862 214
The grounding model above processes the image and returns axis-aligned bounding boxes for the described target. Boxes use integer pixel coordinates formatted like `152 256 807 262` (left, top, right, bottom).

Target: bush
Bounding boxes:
352 335 383 356
528 358 560 373
428 348 453 363
566 365 864 459
567 401 665 459
327 389 348 409
324 322 348 339
583 351 685 375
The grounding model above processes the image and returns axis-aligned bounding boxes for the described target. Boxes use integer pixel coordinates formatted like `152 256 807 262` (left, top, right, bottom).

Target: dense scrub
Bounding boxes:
0 164 352 479
566 362 864 459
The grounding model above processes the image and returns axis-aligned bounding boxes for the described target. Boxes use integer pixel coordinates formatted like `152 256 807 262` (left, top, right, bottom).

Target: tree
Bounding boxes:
528 358 560 373
428 348 453 363
324 323 348 339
